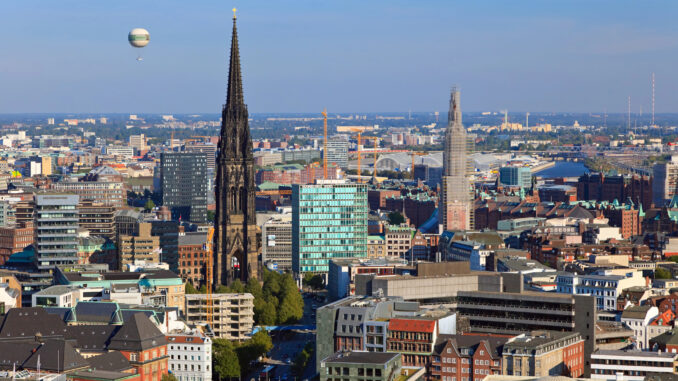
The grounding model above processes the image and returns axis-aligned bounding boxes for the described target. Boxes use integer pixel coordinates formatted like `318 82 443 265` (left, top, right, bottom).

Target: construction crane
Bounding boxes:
360 136 379 180
322 109 328 179
204 227 215 329
411 151 427 180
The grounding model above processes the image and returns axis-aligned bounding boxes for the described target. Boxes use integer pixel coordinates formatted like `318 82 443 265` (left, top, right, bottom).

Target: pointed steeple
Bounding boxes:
226 11 244 108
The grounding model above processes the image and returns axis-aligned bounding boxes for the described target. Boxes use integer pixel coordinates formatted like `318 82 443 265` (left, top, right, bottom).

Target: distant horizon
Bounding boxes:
2 1 678 114
1 111 674 117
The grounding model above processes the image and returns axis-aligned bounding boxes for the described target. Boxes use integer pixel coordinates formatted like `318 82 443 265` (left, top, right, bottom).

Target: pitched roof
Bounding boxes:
388 318 435 333
0 307 68 340
0 338 89 372
107 312 167 352
74 301 122 324
621 305 655 320
64 325 120 351
87 351 133 372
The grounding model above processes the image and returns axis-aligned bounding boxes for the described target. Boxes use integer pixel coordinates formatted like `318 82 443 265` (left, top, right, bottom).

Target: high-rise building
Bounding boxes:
262 215 293 272
653 155 678 205
185 143 217 170
292 180 368 276
52 178 125 208
325 137 349 169
34 194 79 270
499 166 532 188
441 88 472 230
78 201 116 239
213 13 260 285
160 152 208 223
129 134 148 153
117 222 160 269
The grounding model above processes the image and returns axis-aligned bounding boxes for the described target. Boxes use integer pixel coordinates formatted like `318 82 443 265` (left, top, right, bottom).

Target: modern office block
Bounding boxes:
292 180 368 276
499 166 532 188
34 194 79 270
160 152 208 223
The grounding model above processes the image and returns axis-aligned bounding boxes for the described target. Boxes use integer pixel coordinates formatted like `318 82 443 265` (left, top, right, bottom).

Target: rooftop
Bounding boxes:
323 351 400 365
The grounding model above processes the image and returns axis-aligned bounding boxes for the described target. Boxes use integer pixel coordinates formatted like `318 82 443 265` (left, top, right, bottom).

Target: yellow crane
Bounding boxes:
360 136 379 180
322 109 328 179
205 227 215 328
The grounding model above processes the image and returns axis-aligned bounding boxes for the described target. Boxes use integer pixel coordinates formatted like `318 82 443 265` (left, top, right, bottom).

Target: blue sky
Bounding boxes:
1 1 677 114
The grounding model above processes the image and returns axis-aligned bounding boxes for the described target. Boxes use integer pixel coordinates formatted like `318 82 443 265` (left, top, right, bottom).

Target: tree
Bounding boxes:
656 267 673 280
161 374 177 381
207 210 216 223
303 273 324 290
235 331 273 374
185 282 200 294
245 278 264 300
213 339 240 380
144 199 155 211
277 275 304 324
230 279 245 293
215 285 231 293
308 275 324 290
388 211 405 225
257 300 277 326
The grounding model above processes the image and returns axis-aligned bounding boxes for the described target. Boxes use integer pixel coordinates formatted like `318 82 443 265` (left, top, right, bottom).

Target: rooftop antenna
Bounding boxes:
627 96 631 132
604 108 607 128
652 72 656 127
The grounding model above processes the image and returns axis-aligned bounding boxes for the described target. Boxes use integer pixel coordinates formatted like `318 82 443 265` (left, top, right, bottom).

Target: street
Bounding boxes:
246 291 324 381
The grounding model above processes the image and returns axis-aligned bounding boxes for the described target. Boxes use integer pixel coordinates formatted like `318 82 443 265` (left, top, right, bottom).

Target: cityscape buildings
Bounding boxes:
6 5 678 381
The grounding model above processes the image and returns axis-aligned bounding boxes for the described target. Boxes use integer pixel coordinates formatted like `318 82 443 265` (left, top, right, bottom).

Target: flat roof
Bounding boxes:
323 351 399 365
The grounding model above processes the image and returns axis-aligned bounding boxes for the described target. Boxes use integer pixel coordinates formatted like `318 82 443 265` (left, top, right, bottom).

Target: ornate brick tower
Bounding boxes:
214 12 260 285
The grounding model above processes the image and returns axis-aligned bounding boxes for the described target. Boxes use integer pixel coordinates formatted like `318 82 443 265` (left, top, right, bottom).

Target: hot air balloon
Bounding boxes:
128 28 149 61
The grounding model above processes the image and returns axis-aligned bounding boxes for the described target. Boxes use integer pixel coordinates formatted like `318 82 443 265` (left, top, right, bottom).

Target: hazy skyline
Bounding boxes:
2 0 677 114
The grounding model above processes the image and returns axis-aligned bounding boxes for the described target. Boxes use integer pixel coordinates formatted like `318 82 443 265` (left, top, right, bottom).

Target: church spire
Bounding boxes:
226 11 244 108
448 86 462 130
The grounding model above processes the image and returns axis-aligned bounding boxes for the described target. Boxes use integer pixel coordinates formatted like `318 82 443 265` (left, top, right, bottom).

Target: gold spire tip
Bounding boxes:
232 8 237 19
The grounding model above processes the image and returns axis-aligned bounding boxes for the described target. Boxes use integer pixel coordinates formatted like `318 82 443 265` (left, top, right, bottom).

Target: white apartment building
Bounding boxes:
167 332 212 381
620 305 667 351
591 349 678 380
556 270 646 311
184 293 254 340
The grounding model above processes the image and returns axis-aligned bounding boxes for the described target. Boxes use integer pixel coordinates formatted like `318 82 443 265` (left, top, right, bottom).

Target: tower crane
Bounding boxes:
360 136 379 180
204 227 215 329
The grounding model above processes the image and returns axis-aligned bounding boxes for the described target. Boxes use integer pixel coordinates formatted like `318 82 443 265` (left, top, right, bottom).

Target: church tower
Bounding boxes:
214 11 260 285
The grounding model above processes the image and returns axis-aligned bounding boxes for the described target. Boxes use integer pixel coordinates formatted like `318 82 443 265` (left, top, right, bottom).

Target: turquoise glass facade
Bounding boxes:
292 182 368 274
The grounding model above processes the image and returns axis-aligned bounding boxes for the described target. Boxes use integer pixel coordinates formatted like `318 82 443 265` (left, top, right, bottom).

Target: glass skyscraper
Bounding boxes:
292 180 368 275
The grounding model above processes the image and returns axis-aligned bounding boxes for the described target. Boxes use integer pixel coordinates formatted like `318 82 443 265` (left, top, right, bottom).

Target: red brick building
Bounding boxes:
177 233 208 287
387 318 437 369
108 313 169 381
430 334 508 381
0 221 33 265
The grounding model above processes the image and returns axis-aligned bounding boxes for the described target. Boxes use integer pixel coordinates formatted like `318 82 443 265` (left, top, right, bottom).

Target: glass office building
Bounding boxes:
292 180 368 275
35 194 79 270
499 166 532 188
